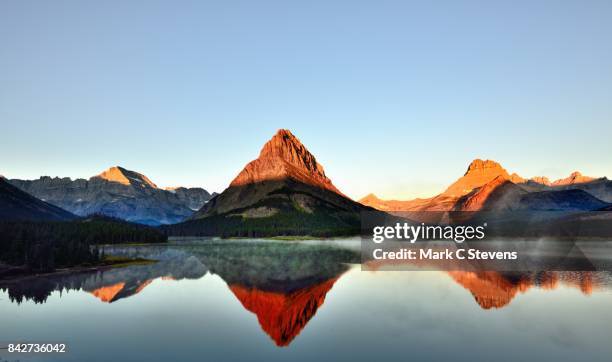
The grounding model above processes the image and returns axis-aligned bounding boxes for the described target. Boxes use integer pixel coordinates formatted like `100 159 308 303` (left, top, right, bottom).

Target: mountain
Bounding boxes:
518 189 608 211
360 159 611 212
196 241 355 346
360 159 516 212
548 176 612 203
359 159 515 212
530 176 552 186
165 187 216 211
552 171 596 186
358 193 405 212
230 278 339 346
168 129 373 236
448 271 599 310
357 193 456 212
9 167 214 225
96 166 158 188
229 129 342 195
454 176 527 211
442 159 511 198
0 177 76 221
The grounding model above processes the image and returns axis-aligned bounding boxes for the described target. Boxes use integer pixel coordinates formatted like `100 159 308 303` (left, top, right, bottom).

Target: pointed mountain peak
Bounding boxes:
230 129 340 194
464 159 507 176
188 128 367 234
258 129 323 172
442 159 509 197
259 129 299 156
359 193 381 203
552 171 595 186
95 166 157 188
89 282 126 303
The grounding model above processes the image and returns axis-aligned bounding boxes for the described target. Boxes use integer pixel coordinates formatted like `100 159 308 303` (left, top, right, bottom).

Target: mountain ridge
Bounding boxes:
229 129 342 195
360 159 611 212
96 166 158 188
168 129 373 236
9 167 214 225
0 177 76 222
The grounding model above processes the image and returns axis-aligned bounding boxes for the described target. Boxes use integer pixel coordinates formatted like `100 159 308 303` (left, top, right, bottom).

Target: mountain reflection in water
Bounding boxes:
1 240 612 348
447 270 607 309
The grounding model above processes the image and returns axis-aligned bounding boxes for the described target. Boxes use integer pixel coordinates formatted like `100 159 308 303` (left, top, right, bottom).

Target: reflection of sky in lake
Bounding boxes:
1 242 612 362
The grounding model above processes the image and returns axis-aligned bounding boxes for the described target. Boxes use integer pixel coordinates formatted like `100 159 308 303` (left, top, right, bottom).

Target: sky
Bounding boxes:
1 0 611 200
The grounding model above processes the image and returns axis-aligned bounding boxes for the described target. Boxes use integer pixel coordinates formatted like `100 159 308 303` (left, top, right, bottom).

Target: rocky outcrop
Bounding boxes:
0 177 76 221
229 129 341 194
454 176 527 211
519 176 552 192
171 129 373 236
552 171 596 186
509 173 526 183
96 167 157 187
165 187 215 211
442 159 511 198
530 176 552 186
9 167 214 225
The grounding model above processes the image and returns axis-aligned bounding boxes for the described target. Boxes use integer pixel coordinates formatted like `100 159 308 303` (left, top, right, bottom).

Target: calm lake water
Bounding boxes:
1 238 612 362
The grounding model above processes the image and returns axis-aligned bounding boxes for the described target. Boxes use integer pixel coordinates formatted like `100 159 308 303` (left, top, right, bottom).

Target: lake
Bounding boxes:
1 238 612 362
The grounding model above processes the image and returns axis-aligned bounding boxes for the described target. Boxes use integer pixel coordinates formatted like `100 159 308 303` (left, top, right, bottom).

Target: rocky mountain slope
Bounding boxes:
165 187 217 211
360 159 611 212
9 167 214 225
442 159 511 198
0 177 76 221
453 176 527 211
167 129 373 236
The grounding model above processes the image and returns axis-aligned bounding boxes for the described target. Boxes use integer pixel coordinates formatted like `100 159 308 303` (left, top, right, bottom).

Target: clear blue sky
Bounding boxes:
1 0 611 199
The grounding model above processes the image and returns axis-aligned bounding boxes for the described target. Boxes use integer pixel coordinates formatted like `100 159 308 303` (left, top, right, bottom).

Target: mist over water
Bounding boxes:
2 239 612 362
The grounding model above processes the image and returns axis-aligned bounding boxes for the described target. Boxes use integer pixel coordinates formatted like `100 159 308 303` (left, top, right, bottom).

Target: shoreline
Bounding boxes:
0 257 156 282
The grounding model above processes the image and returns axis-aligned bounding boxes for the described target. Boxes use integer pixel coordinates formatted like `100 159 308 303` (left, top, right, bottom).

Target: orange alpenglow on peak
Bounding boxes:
87 279 155 303
454 175 522 211
359 193 382 203
509 173 526 183
464 159 508 176
530 176 552 186
89 282 126 303
95 166 158 188
359 157 610 213
447 271 600 309
552 171 596 186
229 277 339 347
442 159 510 197
229 129 341 194
447 271 530 309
